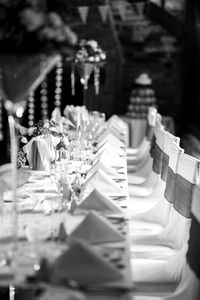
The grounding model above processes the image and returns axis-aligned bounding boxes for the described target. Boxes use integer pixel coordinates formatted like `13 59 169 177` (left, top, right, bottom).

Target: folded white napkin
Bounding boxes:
104 127 124 141
70 211 125 244
82 169 124 197
97 132 124 149
147 106 157 127
51 107 62 125
97 149 126 169
108 115 128 132
50 240 122 285
96 140 126 157
24 136 55 171
76 188 124 215
87 160 120 178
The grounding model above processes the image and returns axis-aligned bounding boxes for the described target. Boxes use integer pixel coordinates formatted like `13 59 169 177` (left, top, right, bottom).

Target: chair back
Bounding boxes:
174 153 200 219
152 125 165 174
161 131 180 181
146 106 157 141
150 114 163 171
186 184 200 284
167 185 200 300
164 142 183 203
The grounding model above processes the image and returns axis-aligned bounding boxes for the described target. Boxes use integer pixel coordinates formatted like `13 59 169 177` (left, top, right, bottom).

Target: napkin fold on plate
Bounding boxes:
97 132 125 149
49 240 122 285
96 150 125 169
107 115 128 133
24 136 56 171
97 128 123 144
82 169 124 197
87 160 120 178
75 188 124 215
69 210 125 244
96 140 126 157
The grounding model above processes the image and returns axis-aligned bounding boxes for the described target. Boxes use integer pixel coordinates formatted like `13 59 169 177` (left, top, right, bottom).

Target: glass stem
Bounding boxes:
83 87 87 108
8 115 18 254
0 184 3 224
9 285 15 300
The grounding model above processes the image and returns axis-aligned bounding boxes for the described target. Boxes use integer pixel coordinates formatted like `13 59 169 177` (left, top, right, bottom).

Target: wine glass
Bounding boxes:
0 53 60 279
76 62 94 107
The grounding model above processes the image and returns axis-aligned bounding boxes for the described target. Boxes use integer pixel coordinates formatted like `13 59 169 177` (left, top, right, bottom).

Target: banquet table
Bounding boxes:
0 139 133 300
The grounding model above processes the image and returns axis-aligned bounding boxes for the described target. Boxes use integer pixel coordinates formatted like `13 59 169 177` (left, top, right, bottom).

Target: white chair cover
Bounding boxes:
133 184 200 300
130 149 198 283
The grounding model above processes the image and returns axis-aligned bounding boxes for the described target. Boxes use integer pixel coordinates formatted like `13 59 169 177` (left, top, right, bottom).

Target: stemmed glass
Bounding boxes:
50 159 66 212
76 62 94 107
0 53 60 280
88 111 106 142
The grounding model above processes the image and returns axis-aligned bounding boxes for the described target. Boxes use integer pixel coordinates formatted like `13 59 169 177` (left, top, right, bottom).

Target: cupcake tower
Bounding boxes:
126 73 156 119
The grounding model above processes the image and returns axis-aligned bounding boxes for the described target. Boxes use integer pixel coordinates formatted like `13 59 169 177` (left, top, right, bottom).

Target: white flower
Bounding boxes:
48 12 63 27
100 52 106 60
64 26 78 45
21 137 28 144
20 8 45 32
87 40 98 49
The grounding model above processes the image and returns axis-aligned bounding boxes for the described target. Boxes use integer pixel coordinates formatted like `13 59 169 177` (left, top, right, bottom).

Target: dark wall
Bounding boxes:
178 0 200 137
119 2 184 120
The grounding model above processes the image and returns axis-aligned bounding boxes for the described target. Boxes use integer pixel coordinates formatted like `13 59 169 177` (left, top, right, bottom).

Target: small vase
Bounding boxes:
76 62 94 90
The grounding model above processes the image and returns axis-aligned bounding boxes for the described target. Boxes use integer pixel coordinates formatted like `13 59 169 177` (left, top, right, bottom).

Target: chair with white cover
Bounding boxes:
158 152 200 250
129 137 182 239
132 184 200 300
128 126 179 218
129 142 183 260
128 125 166 198
127 108 158 175
128 113 162 185
107 114 129 146
130 152 200 286
127 106 157 157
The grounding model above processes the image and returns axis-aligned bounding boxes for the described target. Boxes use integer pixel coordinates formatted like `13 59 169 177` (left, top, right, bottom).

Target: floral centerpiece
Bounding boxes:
0 0 78 162
75 39 106 64
72 39 106 95
17 148 27 168
0 0 77 55
0 0 78 105
22 107 74 170
0 0 77 164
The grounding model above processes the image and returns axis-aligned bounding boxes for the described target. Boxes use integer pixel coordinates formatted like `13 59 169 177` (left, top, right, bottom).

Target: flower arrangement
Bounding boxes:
75 39 106 64
72 39 106 95
32 119 62 138
17 148 27 168
0 0 77 54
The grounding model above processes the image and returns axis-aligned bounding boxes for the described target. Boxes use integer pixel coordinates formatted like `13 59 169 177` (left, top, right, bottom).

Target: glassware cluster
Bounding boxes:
49 107 106 213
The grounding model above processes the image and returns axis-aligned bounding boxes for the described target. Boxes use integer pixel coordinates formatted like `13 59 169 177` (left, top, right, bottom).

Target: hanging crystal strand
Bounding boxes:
94 64 100 95
54 57 63 110
0 96 3 141
8 114 18 253
28 90 35 128
40 55 49 122
0 69 3 140
71 62 75 96
40 80 48 122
